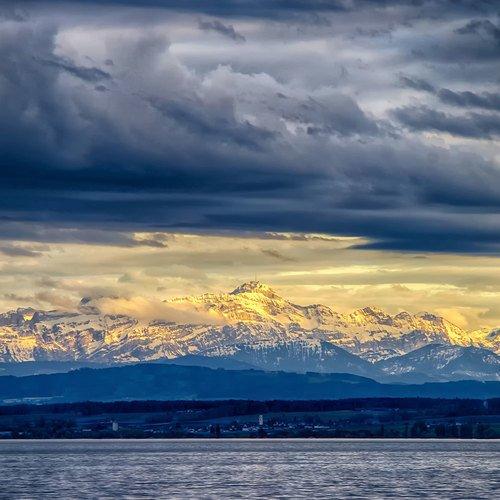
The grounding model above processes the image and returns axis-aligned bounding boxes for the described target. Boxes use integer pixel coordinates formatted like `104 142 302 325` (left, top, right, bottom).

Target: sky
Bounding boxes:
0 0 499 331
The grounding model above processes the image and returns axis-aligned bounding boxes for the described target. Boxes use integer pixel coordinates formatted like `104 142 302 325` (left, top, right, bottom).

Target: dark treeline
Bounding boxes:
2 397 498 417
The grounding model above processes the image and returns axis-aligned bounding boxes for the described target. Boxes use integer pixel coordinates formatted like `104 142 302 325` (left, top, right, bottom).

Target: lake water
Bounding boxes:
0 439 498 499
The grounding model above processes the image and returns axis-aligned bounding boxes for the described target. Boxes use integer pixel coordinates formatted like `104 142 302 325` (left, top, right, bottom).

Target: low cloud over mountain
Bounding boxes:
0 282 498 381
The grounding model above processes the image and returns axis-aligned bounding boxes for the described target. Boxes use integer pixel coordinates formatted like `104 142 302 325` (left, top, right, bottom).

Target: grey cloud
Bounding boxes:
12 0 348 19
399 75 435 93
134 233 170 248
172 231 344 242
12 1 497 20
303 96 380 137
263 94 379 137
36 56 111 82
0 223 169 248
0 6 28 22
0 2 499 254
261 249 296 262
33 290 76 309
0 245 42 257
2 293 35 302
118 273 134 283
392 106 500 139
400 76 500 111
36 276 59 288
147 96 275 150
455 19 500 41
351 239 500 254
437 89 500 111
198 19 245 42
410 17 500 64
256 233 342 242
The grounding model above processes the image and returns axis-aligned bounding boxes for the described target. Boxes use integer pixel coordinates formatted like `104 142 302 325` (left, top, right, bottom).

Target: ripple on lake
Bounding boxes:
0 439 498 499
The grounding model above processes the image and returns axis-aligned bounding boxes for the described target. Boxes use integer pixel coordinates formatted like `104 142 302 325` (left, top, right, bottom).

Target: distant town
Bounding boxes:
1 398 498 439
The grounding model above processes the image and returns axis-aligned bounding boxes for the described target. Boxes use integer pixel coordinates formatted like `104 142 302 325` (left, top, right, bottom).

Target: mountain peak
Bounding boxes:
360 306 386 316
230 281 279 298
351 306 390 320
78 296 102 315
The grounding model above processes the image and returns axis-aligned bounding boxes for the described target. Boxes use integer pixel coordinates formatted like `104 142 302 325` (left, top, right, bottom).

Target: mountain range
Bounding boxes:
0 281 498 382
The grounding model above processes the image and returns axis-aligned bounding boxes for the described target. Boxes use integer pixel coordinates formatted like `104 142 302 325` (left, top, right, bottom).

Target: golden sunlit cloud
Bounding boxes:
0 232 498 331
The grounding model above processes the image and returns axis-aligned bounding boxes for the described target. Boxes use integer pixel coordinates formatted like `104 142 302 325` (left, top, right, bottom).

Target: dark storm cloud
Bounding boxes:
147 96 274 149
198 19 245 42
399 76 435 93
36 56 111 82
455 19 500 41
437 89 500 111
15 0 348 18
0 0 499 254
15 1 496 18
400 76 500 111
0 6 28 22
0 223 170 248
352 238 500 254
392 106 500 139
301 96 380 137
412 17 500 63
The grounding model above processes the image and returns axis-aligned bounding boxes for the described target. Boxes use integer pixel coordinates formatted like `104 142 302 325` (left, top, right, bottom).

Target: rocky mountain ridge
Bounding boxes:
0 282 497 375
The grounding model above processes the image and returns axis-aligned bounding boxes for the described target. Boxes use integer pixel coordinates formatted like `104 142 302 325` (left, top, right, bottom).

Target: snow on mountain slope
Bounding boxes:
376 344 500 382
169 281 343 329
0 281 497 366
0 307 139 362
197 339 379 378
468 327 500 353
166 281 486 360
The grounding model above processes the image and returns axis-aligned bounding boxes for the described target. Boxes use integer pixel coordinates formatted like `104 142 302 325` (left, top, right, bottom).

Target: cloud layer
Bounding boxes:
0 0 498 253
1 232 499 331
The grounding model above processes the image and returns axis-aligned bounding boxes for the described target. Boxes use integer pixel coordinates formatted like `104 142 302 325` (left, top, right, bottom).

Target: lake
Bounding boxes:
0 439 498 498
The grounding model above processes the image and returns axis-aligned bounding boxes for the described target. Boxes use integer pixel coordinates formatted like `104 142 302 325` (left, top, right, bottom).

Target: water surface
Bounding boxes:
0 439 498 498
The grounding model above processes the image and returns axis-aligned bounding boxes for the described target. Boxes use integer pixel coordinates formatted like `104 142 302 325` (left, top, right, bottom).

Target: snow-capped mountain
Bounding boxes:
166 340 500 382
0 282 498 380
197 340 379 378
376 344 500 382
468 327 500 355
